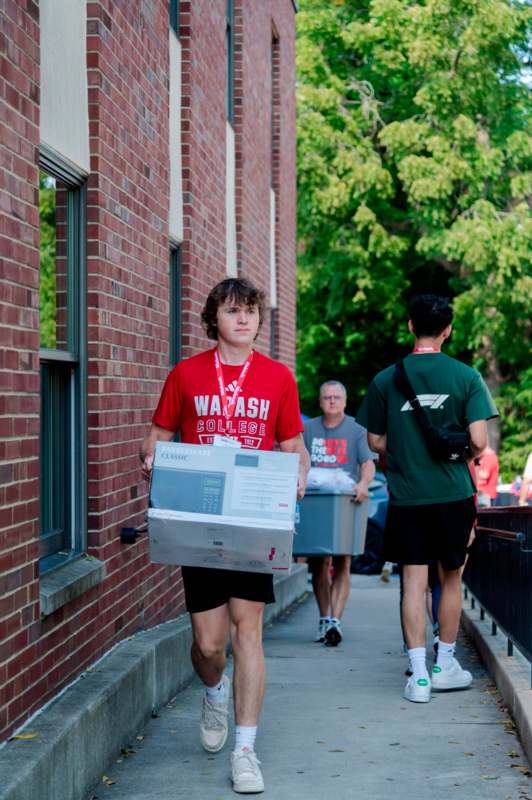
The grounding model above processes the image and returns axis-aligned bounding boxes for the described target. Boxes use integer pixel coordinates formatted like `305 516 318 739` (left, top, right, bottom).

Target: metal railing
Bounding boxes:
463 506 532 686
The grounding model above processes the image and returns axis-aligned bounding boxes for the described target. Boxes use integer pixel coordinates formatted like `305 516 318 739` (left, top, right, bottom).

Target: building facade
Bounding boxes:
0 0 297 740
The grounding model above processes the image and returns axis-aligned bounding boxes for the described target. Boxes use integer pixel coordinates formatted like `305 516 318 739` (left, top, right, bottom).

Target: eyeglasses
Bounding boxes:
322 395 343 402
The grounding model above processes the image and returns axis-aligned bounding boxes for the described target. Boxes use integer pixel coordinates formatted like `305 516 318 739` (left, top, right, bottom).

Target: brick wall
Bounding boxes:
0 0 297 741
179 0 228 357
233 0 296 364
271 2 297 369
0 0 41 736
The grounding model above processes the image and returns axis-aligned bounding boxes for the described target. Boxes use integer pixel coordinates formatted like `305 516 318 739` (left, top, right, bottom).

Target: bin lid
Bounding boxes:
304 489 355 496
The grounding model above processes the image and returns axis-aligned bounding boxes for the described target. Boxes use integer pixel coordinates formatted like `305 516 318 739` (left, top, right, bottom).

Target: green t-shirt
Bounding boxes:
357 353 498 506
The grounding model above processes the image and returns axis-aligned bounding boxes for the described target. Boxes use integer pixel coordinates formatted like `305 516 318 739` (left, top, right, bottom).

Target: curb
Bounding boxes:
0 564 308 800
461 602 532 767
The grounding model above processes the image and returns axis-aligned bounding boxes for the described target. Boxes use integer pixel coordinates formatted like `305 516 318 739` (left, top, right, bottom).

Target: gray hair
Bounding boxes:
319 380 347 397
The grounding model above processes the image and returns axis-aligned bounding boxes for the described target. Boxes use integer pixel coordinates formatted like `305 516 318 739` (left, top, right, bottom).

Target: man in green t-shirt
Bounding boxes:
357 295 498 704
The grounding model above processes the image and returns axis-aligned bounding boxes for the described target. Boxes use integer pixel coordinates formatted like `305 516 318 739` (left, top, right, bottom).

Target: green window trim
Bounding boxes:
226 0 234 124
270 307 278 360
169 0 179 35
39 149 87 573
170 246 182 367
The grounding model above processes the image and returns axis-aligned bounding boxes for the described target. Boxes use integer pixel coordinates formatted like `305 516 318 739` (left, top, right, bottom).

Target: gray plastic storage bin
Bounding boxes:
293 492 368 556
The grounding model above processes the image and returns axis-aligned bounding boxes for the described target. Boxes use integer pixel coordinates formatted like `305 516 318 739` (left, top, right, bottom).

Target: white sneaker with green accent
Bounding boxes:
231 748 264 794
432 658 473 690
404 675 431 703
324 620 342 646
315 617 329 643
200 675 230 752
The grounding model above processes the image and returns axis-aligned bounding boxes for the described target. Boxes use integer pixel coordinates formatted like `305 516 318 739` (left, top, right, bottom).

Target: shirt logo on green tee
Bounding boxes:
401 394 449 412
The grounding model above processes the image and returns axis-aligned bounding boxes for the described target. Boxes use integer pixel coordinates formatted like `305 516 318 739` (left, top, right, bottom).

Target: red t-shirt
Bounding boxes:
152 348 303 451
477 449 499 500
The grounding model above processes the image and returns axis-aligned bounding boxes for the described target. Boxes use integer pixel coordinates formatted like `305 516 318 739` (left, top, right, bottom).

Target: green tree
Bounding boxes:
39 172 56 349
296 0 531 476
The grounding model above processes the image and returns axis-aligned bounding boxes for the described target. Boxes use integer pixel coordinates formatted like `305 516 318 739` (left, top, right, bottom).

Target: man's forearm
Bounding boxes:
468 420 487 458
140 424 175 463
359 459 376 486
279 434 310 500
368 432 386 455
140 431 156 463
295 439 310 483
519 478 531 506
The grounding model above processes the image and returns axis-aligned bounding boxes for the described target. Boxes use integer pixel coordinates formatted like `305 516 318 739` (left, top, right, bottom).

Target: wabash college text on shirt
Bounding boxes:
152 349 303 451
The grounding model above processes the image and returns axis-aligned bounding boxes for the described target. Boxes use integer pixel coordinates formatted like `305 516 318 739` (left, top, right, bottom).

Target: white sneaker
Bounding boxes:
324 620 342 647
432 658 473 691
380 561 394 583
404 675 431 703
315 618 329 643
200 675 230 752
231 748 264 794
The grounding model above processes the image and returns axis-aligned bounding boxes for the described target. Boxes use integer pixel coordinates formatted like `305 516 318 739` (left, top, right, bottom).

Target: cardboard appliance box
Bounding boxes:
148 442 299 574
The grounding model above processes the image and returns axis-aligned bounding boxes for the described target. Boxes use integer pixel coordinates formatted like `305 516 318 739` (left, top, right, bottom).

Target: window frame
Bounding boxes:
270 308 278 360
169 0 179 36
169 246 182 367
38 146 87 573
226 0 235 124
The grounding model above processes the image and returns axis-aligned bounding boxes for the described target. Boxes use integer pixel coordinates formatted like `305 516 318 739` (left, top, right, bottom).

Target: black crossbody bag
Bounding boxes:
393 359 471 463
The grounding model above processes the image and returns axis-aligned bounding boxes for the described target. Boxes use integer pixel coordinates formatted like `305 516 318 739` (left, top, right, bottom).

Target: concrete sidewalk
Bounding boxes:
90 576 531 800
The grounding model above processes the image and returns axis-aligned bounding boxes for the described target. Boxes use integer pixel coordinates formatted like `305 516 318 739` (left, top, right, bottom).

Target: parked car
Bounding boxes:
351 470 389 574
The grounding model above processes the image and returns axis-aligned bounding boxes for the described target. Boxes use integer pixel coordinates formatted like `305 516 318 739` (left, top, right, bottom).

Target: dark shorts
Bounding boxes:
181 566 275 614
384 496 477 571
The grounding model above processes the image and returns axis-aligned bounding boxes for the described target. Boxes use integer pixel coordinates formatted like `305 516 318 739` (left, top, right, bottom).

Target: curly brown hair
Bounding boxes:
201 278 266 340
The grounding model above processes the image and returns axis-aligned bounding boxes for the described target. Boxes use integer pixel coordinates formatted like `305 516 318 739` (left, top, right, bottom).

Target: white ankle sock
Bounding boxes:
437 640 456 669
235 725 257 752
319 616 330 624
408 647 429 681
330 617 341 627
205 676 226 703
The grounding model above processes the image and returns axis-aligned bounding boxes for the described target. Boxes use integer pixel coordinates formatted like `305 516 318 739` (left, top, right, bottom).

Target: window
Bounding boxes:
270 308 278 360
270 32 280 359
169 0 179 36
169 247 182 367
226 0 234 123
39 154 86 572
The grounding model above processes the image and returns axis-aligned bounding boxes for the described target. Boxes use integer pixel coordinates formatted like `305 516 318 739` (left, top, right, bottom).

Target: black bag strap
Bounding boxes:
393 359 434 437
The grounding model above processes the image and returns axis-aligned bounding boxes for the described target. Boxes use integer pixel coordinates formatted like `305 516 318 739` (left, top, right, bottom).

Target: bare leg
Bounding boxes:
229 598 266 726
426 588 434 624
311 557 332 617
402 564 429 648
330 555 352 619
190 604 230 687
437 564 463 644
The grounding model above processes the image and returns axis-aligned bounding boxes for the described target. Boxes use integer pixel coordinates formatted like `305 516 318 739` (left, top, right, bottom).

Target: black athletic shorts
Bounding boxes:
384 496 477 571
181 566 275 614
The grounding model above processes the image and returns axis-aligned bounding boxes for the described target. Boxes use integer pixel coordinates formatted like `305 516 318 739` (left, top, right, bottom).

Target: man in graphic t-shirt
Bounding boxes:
357 295 498 704
140 278 309 794
303 382 375 646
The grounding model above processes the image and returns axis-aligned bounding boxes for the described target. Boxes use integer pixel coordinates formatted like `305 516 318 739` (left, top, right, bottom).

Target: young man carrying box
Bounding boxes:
140 278 309 794
304 381 375 646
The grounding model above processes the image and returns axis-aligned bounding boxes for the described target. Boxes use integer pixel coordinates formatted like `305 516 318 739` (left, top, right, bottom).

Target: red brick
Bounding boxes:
0 0 296 743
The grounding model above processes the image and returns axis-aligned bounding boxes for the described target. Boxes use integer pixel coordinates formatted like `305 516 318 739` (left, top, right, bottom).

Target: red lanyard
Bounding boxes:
412 346 440 354
213 348 254 425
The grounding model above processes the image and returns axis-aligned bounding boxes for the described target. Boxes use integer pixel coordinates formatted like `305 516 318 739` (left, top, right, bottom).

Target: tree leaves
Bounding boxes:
296 0 531 474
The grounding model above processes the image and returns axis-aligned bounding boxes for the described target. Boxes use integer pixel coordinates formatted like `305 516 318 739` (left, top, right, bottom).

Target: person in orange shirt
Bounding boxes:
476 446 499 508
